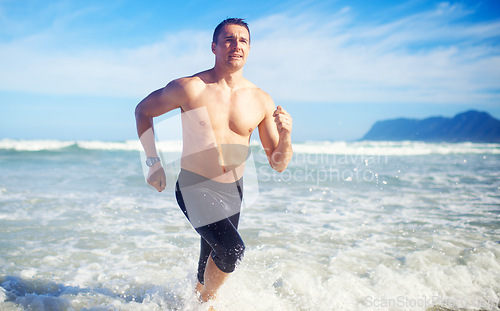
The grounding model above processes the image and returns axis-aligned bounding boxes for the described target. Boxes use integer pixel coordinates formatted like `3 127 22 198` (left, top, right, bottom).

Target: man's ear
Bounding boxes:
211 42 216 54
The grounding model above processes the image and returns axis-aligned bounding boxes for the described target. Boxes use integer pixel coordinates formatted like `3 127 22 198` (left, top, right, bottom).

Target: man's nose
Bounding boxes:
232 40 242 50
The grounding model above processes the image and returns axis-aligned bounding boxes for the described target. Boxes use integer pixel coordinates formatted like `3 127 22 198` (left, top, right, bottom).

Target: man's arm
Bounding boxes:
135 80 185 191
258 98 293 172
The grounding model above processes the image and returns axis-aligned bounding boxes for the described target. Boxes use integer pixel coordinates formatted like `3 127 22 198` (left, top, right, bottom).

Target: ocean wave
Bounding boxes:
0 139 499 155
0 139 77 151
0 139 183 152
292 141 500 155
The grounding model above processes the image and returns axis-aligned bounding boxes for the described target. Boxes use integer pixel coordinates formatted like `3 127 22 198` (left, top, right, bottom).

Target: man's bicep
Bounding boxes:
137 80 183 118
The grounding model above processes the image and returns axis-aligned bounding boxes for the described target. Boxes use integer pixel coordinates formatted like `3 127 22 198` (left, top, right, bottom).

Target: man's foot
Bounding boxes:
196 282 217 303
195 281 204 297
199 290 217 303
195 282 216 309
195 284 217 310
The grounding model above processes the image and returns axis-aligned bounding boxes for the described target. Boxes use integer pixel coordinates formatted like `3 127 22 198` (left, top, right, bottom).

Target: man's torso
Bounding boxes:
177 71 269 182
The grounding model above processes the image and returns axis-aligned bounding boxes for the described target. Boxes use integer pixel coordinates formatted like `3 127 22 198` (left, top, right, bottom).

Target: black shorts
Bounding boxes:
175 169 245 284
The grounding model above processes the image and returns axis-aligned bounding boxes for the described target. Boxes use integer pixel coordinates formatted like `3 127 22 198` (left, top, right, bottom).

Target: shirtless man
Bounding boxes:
135 18 293 304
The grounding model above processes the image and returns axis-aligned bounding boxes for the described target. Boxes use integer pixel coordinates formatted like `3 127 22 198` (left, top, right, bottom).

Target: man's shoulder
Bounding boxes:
241 79 272 102
167 72 208 98
172 73 206 88
249 84 274 109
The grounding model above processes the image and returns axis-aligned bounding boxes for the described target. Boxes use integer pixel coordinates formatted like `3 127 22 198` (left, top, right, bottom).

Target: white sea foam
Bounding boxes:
0 139 76 151
293 140 500 155
0 139 183 152
76 140 142 151
1 138 498 155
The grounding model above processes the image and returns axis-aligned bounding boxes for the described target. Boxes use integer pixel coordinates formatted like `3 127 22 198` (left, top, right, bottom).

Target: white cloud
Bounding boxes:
0 29 214 98
0 2 499 106
246 3 500 104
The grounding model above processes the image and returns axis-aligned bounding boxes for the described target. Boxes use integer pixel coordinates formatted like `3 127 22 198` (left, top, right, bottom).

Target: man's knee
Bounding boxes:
231 241 245 263
213 241 245 273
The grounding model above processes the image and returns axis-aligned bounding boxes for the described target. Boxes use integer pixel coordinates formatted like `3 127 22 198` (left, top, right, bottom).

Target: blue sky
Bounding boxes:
0 0 499 142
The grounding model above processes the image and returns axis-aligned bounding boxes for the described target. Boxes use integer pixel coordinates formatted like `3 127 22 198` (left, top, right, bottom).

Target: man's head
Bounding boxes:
211 18 251 73
212 18 250 44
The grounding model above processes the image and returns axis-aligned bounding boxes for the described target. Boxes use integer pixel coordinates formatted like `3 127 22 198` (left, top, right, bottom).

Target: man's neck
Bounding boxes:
211 66 244 89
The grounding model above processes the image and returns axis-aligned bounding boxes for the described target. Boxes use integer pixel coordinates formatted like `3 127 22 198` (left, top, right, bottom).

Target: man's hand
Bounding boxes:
267 105 293 172
273 106 293 138
147 163 166 192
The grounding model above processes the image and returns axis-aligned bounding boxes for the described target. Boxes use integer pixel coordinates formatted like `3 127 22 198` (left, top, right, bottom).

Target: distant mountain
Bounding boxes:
361 110 500 143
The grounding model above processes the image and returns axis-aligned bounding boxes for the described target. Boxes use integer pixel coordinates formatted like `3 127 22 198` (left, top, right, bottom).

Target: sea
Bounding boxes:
0 139 498 311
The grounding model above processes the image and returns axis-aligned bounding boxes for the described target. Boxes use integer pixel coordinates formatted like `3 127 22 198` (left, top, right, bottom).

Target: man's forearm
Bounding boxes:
270 138 293 172
135 106 159 158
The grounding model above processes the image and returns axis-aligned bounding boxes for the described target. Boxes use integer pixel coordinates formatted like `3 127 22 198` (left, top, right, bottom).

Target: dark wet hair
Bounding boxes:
212 18 250 44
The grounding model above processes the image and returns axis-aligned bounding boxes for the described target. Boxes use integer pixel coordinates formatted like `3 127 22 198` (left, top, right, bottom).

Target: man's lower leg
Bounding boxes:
199 255 229 302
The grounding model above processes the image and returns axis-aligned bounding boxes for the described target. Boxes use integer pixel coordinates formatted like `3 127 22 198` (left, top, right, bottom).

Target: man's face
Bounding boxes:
212 24 250 72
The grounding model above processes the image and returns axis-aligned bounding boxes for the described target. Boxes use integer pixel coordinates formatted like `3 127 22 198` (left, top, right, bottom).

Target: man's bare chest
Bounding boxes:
184 89 264 137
